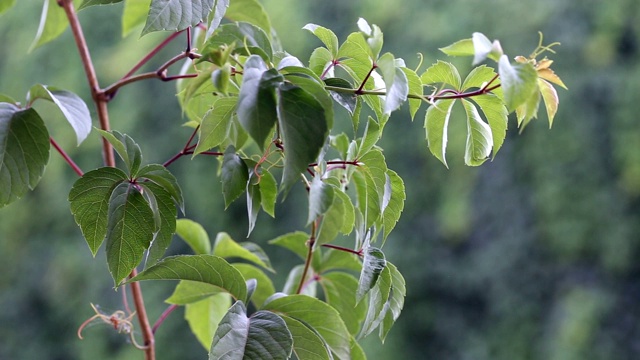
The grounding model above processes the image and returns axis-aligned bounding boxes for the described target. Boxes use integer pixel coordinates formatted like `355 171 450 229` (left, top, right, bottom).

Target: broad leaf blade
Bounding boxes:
166 280 223 305
0 0 16 15
471 94 508 158
401 67 422 120
359 265 392 338
220 146 249 208
129 254 248 301
225 0 271 35
0 105 50 208
320 272 367 336
213 232 274 272
379 262 406 341
141 182 177 267
424 99 455 167
382 170 405 242
259 170 277 217
28 85 92 145
175 218 211 255
538 78 559 128
268 232 310 261
232 263 275 308
439 38 474 57
143 0 215 35
30 0 70 51
307 176 335 225
303 23 339 57
356 247 386 303
277 84 329 194
202 22 273 62
137 164 184 212
263 294 351 360
105 182 156 285
421 61 461 90
122 0 152 37
280 315 333 360
462 99 493 166
498 55 538 112
195 97 237 155
186 292 231 350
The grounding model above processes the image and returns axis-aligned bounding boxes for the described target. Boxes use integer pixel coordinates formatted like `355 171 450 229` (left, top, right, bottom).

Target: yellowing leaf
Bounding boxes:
537 68 568 90
538 78 559 128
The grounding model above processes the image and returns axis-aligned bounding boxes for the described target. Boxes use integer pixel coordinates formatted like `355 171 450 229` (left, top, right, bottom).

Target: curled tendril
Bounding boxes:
77 303 147 350
530 31 561 59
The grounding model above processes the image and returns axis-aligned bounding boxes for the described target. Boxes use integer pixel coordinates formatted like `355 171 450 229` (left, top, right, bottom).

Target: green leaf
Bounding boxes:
277 84 329 194
246 171 261 236
203 22 273 62
282 71 334 130
136 164 184 212
0 94 17 104
401 67 422 120
324 77 357 115
439 38 474 57
96 130 143 176
283 265 316 297
359 264 391 338
376 53 408 115
209 302 293 360
129 254 248 301
359 116 380 156
462 99 492 166
258 170 277 217
141 182 177 267
350 337 367 360
225 0 271 35
471 32 503 65
316 189 350 245
303 23 339 57
263 294 351 360
268 232 309 261
232 263 275 308
213 232 274 272
421 61 461 90
516 86 541 130
0 105 50 208
321 272 367 336
220 146 249 208
0 0 16 15
317 249 362 274
472 94 508 158
78 0 123 10
237 56 279 150
27 84 92 145
122 0 152 37
307 176 335 225
175 218 211 255
424 99 456 168
538 78 559 128
143 0 215 35
187 293 231 350
382 170 405 242
378 262 406 341
356 247 386 303
356 149 388 228
461 65 499 92
357 18 383 59
30 0 70 51
309 47 333 77
498 55 538 112
167 280 223 304
68 167 127 255
195 97 237 155
206 0 229 36
280 315 333 360
105 182 156 285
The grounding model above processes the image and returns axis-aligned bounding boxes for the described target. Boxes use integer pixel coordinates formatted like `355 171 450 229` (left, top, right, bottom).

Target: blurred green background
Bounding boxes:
1 0 639 359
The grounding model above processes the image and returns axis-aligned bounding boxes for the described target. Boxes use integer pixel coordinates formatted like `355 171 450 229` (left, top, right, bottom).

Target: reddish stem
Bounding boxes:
355 63 378 94
50 137 83 177
296 225 317 294
152 304 179 334
123 30 186 79
321 243 364 256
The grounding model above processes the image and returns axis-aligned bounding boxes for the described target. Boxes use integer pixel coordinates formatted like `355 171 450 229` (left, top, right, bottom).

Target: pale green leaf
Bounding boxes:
187 293 231 350
258 170 277 217
143 0 215 35
498 55 538 112
268 232 310 261
206 0 229 36
538 78 559 128
356 247 386 303
30 0 71 51
209 302 293 360
472 94 508 158
401 67 422 120
129 254 248 301
232 263 275 308
195 97 237 155
307 176 335 225
382 170 405 242
516 87 541 130
376 53 408 115
122 0 152 37
318 249 362 274
280 315 333 360
175 218 211 255
421 61 461 90
309 47 333 78
277 83 328 194
439 38 474 57
167 280 223 305
106 182 156 285
355 149 387 228
461 65 499 92
350 337 367 360
225 0 271 35
27 84 92 145
263 294 351 360
462 99 492 166
68 167 127 255
213 232 274 272
78 0 123 10
282 264 316 297
424 99 455 167
220 146 249 208
202 22 273 62
471 32 503 65
303 23 339 58
0 0 16 15
0 105 50 208
359 116 380 156
321 272 367 336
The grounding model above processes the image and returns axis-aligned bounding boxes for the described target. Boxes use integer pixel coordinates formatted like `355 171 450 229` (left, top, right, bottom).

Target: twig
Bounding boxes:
50 137 83 177
152 304 179 334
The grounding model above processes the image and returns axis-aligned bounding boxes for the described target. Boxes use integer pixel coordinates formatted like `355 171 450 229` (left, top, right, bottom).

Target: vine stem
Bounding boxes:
296 221 317 295
58 1 154 358
50 137 83 177
324 81 502 102
152 304 179 334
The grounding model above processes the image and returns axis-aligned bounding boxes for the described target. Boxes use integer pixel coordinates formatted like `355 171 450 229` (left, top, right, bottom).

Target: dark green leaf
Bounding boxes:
225 0 271 35
237 56 279 150
356 247 386 303
424 99 456 168
187 293 231 350
280 315 333 360
382 170 405 242
282 71 334 130
379 262 406 341
195 97 237 155
141 182 177 267
128 254 248 301
421 61 461 90
143 0 214 35
0 105 50 208
316 189 349 245
97 130 143 176
214 232 274 272
27 84 92 145
220 146 249 208
233 263 275 308
263 294 351 359
307 176 335 224
258 170 277 217
277 83 328 194
321 272 367 336
462 99 492 166
78 0 123 10
202 22 273 62
498 55 538 112
136 164 184 212
209 302 293 360
175 218 211 255
324 77 357 115
68 167 127 255
105 182 156 285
